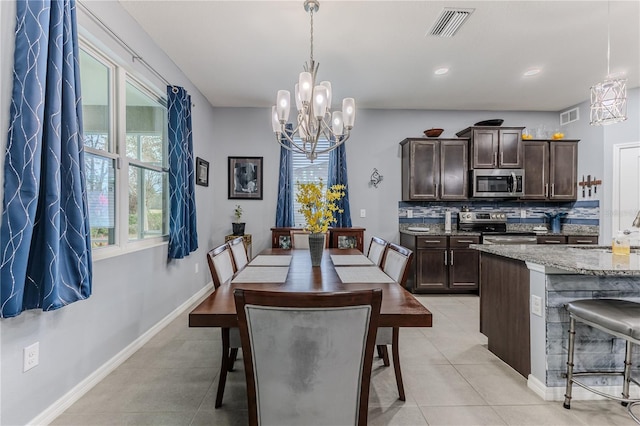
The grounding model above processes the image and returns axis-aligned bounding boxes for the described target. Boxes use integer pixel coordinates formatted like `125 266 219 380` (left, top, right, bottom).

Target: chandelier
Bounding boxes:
271 0 355 162
590 2 627 125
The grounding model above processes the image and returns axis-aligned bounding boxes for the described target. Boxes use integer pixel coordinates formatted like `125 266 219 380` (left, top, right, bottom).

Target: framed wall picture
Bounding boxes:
196 157 209 186
228 156 263 200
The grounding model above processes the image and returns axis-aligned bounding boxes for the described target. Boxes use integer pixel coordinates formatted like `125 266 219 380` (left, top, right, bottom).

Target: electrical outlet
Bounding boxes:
407 210 413 218
360 209 366 218
195 263 199 274
23 342 39 372
531 295 542 317
521 210 527 219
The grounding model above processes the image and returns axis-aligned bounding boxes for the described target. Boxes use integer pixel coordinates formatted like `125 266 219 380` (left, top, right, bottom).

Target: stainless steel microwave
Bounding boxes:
471 169 524 198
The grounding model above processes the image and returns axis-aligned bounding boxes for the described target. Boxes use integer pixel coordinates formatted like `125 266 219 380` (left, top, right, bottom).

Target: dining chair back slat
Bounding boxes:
229 236 249 271
207 244 236 288
367 236 388 266
234 288 382 426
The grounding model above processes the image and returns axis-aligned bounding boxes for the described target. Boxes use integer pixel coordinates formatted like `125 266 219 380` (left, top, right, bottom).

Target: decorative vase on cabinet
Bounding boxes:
308 233 325 267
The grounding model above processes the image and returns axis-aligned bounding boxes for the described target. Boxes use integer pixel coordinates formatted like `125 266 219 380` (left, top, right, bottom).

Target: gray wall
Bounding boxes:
1 0 639 424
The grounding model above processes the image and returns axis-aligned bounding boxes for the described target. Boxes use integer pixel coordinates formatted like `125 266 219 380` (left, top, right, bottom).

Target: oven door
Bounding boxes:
482 234 537 245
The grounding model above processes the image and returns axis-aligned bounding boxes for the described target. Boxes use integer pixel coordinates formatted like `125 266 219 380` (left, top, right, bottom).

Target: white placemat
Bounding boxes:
231 267 289 283
249 255 293 266
330 254 374 266
335 266 395 283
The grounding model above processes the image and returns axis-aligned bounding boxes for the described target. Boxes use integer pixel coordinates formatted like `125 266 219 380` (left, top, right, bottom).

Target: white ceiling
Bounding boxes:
118 0 640 112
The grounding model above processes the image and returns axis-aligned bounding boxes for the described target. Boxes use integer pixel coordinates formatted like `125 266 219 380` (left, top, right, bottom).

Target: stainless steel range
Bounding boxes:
458 209 537 244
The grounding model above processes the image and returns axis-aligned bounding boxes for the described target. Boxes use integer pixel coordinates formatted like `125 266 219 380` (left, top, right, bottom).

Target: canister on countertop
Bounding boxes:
444 210 452 232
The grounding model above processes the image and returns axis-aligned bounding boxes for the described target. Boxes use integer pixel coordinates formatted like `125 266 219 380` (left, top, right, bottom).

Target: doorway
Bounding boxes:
613 142 640 242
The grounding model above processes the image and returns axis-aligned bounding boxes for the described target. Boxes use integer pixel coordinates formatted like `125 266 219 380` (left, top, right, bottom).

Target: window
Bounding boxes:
80 44 169 253
292 139 330 227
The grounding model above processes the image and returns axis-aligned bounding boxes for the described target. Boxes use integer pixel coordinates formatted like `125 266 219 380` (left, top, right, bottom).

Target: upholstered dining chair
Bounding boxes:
290 230 328 249
367 236 388 266
228 236 249 271
234 288 382 426
377 242 414 401
206 243 241 408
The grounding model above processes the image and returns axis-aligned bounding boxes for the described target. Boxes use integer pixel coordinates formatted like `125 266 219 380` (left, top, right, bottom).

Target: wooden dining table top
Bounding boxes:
189 248 432 329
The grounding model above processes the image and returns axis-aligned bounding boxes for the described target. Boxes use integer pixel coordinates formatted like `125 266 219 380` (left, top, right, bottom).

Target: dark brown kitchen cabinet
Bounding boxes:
400 233 479 293
537 235 566 244
522 140 578 201
400 138 468 201
455 127 524 169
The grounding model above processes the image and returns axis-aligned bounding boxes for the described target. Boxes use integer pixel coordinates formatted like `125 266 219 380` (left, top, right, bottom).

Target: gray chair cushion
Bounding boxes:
566 299 640 341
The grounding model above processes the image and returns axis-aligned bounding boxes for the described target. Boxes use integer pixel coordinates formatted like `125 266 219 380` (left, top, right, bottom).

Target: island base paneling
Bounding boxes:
480 253 531 378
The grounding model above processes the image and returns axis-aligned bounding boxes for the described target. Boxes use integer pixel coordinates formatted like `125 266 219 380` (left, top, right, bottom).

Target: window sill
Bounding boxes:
91 238 168 262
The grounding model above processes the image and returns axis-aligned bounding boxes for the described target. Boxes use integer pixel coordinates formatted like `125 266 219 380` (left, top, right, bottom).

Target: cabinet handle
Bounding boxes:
494 152 498 167
545 183 549 198
545 240 562 243
444 251 448 265
500 151 504 165
435 183 439 197
424 240 442 243
450 250 454 266
575 240 594 243
456 240 475 243
551 184 555 197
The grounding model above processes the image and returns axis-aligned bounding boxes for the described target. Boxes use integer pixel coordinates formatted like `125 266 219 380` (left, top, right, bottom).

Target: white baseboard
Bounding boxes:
528 374 622 402
28 282 214 426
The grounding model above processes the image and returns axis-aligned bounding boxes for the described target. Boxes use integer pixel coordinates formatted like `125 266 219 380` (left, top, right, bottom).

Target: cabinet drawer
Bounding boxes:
567 236 598 245
417 236 447 248
537 236 566 244
449 236 480 248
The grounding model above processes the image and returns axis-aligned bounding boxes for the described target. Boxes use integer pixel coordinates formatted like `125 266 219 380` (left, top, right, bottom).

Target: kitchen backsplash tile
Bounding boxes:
398 200 599 227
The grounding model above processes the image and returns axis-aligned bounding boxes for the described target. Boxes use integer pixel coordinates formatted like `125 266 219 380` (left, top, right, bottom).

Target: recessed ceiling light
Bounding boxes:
523 68 541 77
434 67 449 75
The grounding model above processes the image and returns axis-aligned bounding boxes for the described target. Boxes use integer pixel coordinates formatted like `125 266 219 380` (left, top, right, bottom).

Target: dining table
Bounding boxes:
189 248 432 329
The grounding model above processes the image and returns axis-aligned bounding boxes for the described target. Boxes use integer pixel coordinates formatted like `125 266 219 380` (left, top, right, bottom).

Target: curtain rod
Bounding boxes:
77 1 173 89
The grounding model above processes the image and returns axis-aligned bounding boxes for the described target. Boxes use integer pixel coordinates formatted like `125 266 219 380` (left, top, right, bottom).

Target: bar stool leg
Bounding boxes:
622 340 634 405
564 317 576 409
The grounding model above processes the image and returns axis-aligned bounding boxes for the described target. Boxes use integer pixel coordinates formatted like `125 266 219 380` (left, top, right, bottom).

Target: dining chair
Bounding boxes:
377 242 414 401
290 230 328 249
206 243 241 408
228 236 249 271
234 288 382 426
367 236 388 266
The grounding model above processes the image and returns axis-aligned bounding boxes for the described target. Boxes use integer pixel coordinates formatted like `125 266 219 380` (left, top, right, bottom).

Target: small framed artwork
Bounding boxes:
228 156 263 200
196 157 209 186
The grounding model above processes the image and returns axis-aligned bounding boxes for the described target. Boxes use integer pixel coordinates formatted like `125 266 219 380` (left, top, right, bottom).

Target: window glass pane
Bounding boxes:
125 82 166 166
85 153 116 248
80 49 110 151
292 139 330 227
128 165 168 241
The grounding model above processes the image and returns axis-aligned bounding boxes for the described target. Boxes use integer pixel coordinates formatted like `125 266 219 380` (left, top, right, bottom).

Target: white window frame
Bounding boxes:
80 40 169 261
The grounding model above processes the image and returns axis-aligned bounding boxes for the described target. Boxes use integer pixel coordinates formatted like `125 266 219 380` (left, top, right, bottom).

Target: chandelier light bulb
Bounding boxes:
320 81 332 108
342 98 355 128
276 90 291 122
332 111 344 135
271 106 280 132
294 84 303 111
298 72 313 102
313 85 328 118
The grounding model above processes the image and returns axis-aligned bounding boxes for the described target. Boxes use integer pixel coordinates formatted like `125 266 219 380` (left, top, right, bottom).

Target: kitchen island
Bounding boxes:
474 244 640 401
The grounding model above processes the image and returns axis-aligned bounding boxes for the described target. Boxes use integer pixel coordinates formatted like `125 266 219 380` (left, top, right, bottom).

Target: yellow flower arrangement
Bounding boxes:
295 180 346 234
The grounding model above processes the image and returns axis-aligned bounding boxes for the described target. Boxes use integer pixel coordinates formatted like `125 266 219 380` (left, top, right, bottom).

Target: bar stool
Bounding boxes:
563 299 640 423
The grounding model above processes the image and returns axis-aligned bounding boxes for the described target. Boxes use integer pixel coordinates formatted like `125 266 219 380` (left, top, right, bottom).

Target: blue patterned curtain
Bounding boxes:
167 86 198 259
275 124 294 227
0 0 92 318
327 141 352 227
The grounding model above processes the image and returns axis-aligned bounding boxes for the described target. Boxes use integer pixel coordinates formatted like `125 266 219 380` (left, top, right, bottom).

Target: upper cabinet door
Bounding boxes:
401 139 439 200
522 141 549 200
498 129 523 168
471 129 498 168
549 141 578 200
439 139 468 200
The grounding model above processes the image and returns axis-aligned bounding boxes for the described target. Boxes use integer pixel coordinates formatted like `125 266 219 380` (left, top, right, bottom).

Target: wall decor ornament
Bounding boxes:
196 157 209 186
228 157 263 200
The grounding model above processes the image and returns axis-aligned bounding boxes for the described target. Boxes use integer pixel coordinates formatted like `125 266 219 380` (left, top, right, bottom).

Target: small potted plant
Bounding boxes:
232 204 245 236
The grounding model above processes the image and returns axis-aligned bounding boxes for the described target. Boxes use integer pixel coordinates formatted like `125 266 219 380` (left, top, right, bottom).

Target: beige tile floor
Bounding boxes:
52 295 638 425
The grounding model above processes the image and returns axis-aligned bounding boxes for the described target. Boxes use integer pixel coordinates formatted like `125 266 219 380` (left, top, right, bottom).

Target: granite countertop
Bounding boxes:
400 228 481 237
473 245 640 276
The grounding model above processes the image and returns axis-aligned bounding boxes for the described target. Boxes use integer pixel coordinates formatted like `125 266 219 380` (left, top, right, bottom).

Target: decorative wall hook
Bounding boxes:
369 168 383 188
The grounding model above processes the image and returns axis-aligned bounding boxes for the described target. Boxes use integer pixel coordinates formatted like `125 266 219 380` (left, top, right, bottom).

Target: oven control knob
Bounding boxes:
500 214 506 219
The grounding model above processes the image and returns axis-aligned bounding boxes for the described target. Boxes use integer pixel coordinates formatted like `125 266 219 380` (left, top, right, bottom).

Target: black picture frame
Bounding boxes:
228 156 263 200
196 157 209 187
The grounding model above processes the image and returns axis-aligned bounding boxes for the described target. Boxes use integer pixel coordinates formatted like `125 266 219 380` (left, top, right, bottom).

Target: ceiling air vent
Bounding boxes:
428 8 474 37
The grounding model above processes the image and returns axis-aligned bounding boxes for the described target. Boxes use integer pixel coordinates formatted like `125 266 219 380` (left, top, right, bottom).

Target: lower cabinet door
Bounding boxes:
415 249 448 290
449 248 479 289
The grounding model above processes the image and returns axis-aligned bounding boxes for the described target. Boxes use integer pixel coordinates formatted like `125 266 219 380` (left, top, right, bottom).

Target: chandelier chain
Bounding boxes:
606 1 610 76
310 7 314 64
